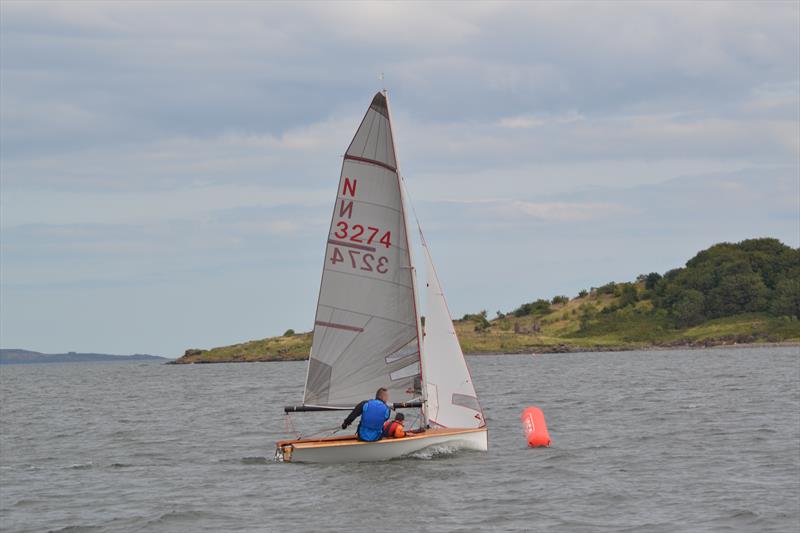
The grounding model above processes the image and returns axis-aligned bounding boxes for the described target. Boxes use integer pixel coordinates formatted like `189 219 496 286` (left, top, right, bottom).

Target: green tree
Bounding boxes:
474 321 490 333
652 239 796 320
672 289 706 327
706 272 769 317
463 310 490 331
644 272 662 290
283 329 295 337
474 311 490 332
512 299 551 317
596 282 617 295
619 284 639 307
770 278 800 317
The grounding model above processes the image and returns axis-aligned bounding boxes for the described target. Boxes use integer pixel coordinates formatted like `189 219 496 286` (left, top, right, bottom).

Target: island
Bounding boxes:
173 238 800 364
0 349 167 364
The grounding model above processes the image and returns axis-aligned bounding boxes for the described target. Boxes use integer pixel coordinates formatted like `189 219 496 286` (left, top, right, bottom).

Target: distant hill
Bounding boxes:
0 349 167 364
174 238 800 364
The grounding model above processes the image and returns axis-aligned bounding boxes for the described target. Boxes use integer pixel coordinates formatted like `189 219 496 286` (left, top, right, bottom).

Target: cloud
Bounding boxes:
498 110 584 129
509 201 629 222
0 1 797 354
0 105 362 190
437 198 629 223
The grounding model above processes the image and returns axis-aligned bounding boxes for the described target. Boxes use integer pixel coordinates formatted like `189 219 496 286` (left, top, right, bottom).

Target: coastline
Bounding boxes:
472 340 800 355
167 339 800 364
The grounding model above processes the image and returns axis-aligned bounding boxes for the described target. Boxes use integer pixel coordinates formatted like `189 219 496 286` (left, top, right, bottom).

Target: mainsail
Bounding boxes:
420 234 486 429
303 92 422 408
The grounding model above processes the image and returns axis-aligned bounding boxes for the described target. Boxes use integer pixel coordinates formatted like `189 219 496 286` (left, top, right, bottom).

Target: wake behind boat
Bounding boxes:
275 91 487 463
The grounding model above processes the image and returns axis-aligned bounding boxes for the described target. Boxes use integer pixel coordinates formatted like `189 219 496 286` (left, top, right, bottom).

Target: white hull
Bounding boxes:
277 427 487 464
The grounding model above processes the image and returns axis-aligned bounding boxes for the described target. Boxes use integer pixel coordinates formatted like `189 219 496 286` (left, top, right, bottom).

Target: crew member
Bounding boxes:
341 387 391 442
383 412 408 438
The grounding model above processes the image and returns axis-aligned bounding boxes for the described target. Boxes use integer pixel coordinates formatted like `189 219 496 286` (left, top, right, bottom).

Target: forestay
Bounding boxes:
420 235 486 429
303 92 422 408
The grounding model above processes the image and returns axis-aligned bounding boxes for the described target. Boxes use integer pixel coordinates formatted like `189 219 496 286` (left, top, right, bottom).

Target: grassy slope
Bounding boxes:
173 287 800 363
456 290 800 354
175 333 312 363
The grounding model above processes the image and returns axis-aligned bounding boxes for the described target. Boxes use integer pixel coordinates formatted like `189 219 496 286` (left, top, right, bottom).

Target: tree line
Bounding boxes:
650 238 799 326
476 238 798 330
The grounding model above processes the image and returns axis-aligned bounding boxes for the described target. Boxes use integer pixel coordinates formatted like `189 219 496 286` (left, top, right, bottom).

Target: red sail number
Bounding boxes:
334 221 348 239
329 246 389 274
330 247 344 265
351 224 365 243
332 221 391 248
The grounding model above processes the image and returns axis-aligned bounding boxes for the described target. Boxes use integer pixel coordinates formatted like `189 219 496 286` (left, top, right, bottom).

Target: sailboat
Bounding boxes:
275 92 487 463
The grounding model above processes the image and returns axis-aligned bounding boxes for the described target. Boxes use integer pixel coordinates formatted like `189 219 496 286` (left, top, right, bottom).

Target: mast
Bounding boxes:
384 91 428 427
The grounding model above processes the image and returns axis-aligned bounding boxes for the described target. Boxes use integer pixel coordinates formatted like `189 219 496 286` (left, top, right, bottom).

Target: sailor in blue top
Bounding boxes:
341 387 391 442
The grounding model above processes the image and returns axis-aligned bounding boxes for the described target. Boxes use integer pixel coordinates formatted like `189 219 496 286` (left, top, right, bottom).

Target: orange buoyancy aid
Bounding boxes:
382 420 405 438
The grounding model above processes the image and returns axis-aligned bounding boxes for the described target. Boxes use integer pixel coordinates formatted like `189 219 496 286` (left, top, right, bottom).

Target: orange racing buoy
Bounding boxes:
521 406 551 447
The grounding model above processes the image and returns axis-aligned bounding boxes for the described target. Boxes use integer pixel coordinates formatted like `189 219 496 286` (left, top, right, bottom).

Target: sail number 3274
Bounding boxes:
329 247 389 274
329 221 391 274
333 222 391 248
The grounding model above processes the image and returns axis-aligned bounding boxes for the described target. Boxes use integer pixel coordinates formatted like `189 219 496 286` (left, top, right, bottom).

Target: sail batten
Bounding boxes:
343 154 397 172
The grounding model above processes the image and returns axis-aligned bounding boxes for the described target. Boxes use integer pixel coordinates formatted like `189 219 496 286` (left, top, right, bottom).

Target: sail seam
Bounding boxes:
317 304 417 328
383 119 392 164
322 268 414 290
360 112 377 158
333 196 402 214
374 114 382 161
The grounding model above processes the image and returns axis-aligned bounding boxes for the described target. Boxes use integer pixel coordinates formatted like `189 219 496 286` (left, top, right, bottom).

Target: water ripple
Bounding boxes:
1 346 798 532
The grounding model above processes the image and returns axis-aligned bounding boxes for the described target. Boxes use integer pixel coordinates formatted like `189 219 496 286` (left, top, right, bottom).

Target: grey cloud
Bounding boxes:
1 1 797 354
3 2 798 161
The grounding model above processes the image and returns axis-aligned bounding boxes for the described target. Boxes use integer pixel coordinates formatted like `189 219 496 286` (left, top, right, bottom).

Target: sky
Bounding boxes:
1 1 798 357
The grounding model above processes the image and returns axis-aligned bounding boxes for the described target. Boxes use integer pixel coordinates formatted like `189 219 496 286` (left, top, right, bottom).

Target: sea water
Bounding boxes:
1 346 798 532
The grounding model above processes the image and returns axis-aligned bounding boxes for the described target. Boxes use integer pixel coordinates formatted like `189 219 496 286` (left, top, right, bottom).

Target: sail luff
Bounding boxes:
384 91 428 426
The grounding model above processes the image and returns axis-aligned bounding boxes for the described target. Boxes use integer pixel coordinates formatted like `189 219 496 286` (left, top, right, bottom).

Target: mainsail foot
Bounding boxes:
283 401 423 413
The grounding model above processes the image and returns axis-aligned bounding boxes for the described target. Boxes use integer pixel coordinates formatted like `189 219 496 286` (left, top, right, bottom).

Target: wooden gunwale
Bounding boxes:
277 427 486 450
